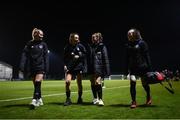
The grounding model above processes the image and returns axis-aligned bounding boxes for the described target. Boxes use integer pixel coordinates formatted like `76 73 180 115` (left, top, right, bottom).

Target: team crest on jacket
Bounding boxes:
39 45 43 49
97 52 101 54
76 47 80 51
135 44 139 48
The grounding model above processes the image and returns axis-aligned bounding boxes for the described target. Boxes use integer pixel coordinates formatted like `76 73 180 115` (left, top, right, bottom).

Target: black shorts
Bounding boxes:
31 71 45 77
66 70 82 80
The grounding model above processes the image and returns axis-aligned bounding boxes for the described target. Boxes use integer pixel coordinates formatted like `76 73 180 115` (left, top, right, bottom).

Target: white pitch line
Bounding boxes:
0 85 133 102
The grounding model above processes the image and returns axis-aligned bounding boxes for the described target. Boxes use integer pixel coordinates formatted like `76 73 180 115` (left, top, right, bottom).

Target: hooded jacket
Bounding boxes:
20 40 49 73
64 42 87 73
89 42 110 77
126 39 152 76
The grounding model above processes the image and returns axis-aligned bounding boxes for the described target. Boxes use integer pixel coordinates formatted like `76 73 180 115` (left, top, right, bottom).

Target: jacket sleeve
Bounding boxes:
78 43 87 60
79 44 87 73
125 43 130 75
63 45 69 66
102 45 110 76
43 42 49 73
19 45 28 72
140 41 152 71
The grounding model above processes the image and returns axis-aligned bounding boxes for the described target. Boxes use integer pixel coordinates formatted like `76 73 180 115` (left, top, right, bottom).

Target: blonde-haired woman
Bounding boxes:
20 28 49 108
89 32 110 106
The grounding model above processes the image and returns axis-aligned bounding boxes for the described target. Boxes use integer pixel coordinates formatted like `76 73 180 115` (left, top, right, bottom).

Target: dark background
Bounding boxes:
0 1 179 79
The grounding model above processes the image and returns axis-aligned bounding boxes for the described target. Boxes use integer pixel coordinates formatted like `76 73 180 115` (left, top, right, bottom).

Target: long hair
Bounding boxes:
92 32 103 44
69 33 80 45
127 28 142 41
32 28 44 40
96 32 103 42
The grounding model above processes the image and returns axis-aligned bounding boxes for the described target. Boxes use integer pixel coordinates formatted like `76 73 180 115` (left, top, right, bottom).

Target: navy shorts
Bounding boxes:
66 70 82 80
31 71 45 77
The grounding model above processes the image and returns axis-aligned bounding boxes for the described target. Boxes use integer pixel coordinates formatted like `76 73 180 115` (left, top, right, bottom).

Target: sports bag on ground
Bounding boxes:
145 72 174 94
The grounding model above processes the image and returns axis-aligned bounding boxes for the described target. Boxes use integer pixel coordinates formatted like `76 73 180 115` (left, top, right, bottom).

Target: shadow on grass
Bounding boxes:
47 102 64 106
2 104 37 110
138 104 158 108
2 104 29 108
109 104 157 108
109 104 130 107
47 101 93 106
81 102 94 106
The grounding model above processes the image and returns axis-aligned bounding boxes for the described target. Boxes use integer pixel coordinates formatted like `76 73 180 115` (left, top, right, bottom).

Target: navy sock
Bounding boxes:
33 81 41 99
78 91 82 99
66 91 71 99
91 85 97 98
97 84 102 99
143 84 151 99
130 81 136 101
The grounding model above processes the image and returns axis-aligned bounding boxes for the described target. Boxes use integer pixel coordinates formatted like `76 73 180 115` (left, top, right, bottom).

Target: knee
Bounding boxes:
66 81 71 86
130 81 136 86
95 80 101 85
141 79 148 86
142 82 149 87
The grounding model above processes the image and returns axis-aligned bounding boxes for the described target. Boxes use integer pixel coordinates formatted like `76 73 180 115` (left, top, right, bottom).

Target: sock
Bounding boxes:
33 81 41 99
91 85 97 98
78 91 82 99
97 84 102 99
130 81 136 102
66 91 71 99
143 84 151 100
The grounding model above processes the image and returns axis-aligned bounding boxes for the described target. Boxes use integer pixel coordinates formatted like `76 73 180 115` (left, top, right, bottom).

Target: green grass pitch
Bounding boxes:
0 80 180 119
